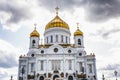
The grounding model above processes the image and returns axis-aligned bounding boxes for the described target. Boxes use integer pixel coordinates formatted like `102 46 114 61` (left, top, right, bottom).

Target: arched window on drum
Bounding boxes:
78 39 81 45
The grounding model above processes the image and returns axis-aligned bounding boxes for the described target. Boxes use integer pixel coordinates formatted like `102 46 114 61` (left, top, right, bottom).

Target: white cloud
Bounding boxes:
0 39 21 80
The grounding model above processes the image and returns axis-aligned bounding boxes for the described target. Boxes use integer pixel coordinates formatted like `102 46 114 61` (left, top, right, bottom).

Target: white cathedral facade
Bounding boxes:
18 7 97 80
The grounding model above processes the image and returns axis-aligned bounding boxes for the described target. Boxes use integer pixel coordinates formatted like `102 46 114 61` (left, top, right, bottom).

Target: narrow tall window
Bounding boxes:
47 37 48 43
41 61 44 70
52 60 60 70
61 35 63 42
68 60 72 70
79 62 82 72
78 39 81 45
66 36 68 43
56 35 58 42
31 63 35 72
32 40 35 47
88 64 92 73
51 36 53 43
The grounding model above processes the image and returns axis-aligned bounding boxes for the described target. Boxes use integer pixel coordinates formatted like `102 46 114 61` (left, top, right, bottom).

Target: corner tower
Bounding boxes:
74 23 84 48
29 25 40 49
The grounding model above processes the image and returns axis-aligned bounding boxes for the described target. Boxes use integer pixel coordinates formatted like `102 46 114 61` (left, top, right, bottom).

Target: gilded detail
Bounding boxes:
45 15 69 30
74 28 83 36
30 27 40 37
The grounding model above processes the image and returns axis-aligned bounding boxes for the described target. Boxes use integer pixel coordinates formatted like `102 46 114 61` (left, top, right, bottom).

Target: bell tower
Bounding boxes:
74 23 84 48
29 24 40 49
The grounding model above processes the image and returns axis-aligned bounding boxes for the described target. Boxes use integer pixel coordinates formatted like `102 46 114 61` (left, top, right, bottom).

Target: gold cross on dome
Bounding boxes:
77 22 79 29
55 6 59 15
34 23 37 30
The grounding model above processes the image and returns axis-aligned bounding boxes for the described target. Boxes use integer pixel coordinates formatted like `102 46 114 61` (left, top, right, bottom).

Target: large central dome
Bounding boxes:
45 7 70 30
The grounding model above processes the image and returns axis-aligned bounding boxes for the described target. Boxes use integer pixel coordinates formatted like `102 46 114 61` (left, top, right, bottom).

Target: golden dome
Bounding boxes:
45 7 69 30
74 24 83 36
30 27 40 37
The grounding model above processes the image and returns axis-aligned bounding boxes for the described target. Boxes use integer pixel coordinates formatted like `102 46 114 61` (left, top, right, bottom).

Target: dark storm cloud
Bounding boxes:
0 51 17 68
102 29 120 38
89 27 120 39
38 0 120 22
0 1 31 24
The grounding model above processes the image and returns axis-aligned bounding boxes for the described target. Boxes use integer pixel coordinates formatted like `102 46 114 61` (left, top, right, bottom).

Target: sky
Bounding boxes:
0 0 120 80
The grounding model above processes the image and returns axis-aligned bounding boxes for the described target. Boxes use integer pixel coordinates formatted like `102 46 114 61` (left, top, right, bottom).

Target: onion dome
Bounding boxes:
45 7 70 30
30 27 40 37
74 23 83 36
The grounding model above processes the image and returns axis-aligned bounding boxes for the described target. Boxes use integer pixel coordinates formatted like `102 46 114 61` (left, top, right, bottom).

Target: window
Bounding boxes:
68 60 72 70
56 35 58 42
68 76 73 80
79 62 82 72
79 53 82 56
68 50 71 53
66 36 67 43
88 64 92 73
51 36 53 43
61 35 63 42
52 60 60 70
31 63 35 72
47 37 48 43
21 65 26 74
78 39 81 45
41 50 44 54
54 48 58 53
41 61 44 70
32 40 35 46
39 76 44 80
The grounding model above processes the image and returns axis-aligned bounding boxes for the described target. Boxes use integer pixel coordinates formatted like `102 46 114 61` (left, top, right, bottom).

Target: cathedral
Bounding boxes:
18 7 97 80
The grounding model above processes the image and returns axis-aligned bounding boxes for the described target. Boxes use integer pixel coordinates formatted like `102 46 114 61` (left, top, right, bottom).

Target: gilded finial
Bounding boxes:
77 23 79 29
55 6 59 16
34 23 37 30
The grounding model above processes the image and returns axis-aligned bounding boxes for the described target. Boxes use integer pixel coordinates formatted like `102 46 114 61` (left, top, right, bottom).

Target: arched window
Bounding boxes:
32 40 35 46
47 37 48 43
51 36 53 43
66 36 68 43
68 76 73 80
68 60 72 70
78 39 81 45
61 35 63 42
41 61 44 70
39 76 44 80
88 64 92 73
56 35 58 42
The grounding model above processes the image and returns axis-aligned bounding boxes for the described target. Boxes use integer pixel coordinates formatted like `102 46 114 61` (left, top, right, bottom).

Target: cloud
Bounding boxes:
89 24 120 39
100 64 120 71
0 67 18 80
98 64 120 79
0 0 32 31
38 0 120 22
0 39 20 68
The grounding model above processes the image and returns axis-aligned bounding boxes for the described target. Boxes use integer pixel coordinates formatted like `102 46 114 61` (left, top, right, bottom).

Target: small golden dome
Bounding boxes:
30 27 40 37
74 24 83 36
45 7 69 30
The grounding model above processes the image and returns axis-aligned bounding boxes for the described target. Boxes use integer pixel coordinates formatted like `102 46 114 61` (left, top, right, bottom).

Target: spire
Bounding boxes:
55 6 59 16
34 23 37 30
30 24 40 37
77 22 79 29
74 23 83 36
